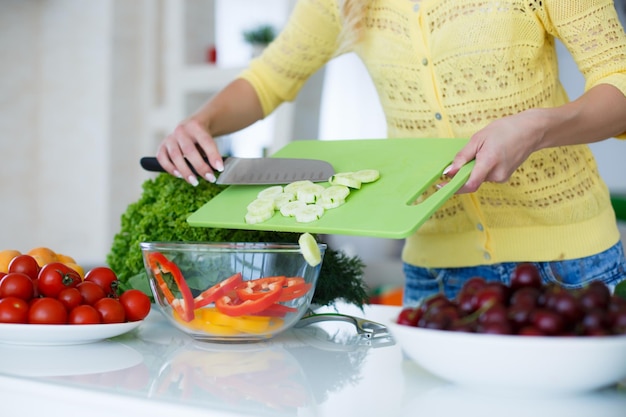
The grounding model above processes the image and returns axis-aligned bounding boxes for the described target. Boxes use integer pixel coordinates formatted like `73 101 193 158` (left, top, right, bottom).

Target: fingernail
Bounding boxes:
205 172 216 183
215 160 224 172
442 164 452 176
188 175 199 187
174 170 183 178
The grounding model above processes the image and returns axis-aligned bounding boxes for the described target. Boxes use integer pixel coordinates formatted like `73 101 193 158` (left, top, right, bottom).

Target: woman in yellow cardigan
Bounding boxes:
156 0 626 304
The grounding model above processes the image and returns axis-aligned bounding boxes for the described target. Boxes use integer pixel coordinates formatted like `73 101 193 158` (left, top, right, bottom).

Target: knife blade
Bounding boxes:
139 156 335 185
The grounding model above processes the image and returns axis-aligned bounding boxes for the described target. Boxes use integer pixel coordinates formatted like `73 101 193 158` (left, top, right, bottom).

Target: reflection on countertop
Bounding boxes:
0 304 625 417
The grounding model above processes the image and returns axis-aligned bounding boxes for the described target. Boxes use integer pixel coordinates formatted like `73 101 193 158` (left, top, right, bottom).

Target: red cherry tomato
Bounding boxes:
0 272 35 301
77 281 106 305
94 297 126 324
28 297 68 324
57 287 83 311
38 262 81 298
119 289 151 322
0 297 29 323
8 254 40 281
84 266 120 297
69 305 102 324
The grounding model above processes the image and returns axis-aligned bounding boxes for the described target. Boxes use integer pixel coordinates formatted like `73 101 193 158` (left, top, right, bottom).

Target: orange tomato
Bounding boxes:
63 262 85 279
0 250 22 274
27 247 58 267
56 253 76 264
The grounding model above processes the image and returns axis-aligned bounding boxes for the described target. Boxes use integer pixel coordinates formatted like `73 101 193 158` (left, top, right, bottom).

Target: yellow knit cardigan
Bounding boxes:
239 0 626 267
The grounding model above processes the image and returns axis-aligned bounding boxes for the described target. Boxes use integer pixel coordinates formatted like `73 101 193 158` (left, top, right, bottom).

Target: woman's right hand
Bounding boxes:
156 117 224 187
155 78 266 186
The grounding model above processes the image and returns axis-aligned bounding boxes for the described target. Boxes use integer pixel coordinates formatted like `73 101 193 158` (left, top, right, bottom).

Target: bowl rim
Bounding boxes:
140 241 327 254
387 320 626 344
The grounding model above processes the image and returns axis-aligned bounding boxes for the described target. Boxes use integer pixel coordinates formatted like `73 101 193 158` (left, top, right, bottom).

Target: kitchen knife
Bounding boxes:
139 156 335 185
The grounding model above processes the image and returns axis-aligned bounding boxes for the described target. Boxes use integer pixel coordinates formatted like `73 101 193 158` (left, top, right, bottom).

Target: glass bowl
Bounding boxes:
141 241 326 342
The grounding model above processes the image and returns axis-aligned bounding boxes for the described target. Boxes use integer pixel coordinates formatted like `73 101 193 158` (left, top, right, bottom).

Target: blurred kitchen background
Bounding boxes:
1 0 625 291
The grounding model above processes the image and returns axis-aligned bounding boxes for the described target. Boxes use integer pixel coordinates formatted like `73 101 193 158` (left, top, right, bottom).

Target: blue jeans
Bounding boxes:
402 242 626 307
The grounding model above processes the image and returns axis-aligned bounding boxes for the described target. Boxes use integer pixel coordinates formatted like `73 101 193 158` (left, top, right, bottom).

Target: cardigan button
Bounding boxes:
413 3 420 12
434 112 442 120
421 58 428 66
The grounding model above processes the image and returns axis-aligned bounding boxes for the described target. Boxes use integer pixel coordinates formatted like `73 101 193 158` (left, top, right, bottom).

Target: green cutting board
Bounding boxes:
187 138 474 239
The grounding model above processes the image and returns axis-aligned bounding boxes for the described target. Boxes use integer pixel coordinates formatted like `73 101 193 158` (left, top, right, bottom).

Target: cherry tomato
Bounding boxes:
119 289 151 322
69 304 102 324
57 287 83 311
94 297 126 323
8 254 40 281
77 281 106 305
0 272 35 301
38 262 81 298
84 266 119 297
0 297 29 323
28 297 68 324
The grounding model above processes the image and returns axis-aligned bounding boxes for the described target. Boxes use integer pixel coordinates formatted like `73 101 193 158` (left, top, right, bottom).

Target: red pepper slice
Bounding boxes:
235 276 286 301
277 277 312 302
251 303 298 317
216 283 283 317
148 252 195 322
194 272 243 308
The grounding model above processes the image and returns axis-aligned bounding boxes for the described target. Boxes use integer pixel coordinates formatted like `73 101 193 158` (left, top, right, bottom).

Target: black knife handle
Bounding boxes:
140 157 166 173
140 156 225 176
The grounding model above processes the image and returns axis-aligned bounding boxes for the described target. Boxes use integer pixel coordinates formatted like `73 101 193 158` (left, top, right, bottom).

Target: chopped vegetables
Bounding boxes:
150 250 315 335
244 169 380 224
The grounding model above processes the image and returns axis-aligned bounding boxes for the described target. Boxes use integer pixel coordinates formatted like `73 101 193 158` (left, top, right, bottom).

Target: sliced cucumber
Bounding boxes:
318 197 345 209
247 198 275 212
257 185 284 199
284 180 315 195
294 204 325 223
321 185 350 202
328 173 361 189
245 198 275 224
243 169 380 225
298 232 322 267
279 200 307 217
296 183 325 204
318 185 349 209
245 210 274 224
351 169 380 183
273 192 295 210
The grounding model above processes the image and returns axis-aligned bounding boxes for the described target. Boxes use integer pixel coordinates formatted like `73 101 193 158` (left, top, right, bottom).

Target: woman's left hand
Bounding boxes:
442 109 545 194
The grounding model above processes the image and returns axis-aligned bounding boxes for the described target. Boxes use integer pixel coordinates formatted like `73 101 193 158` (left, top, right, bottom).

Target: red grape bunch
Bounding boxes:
396 263 626 336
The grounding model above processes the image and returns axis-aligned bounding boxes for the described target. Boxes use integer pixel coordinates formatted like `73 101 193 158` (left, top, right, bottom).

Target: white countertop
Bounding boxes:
1 303 625 417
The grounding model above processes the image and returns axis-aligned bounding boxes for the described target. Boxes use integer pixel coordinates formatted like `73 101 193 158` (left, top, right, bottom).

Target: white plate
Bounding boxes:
0 320 143 346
